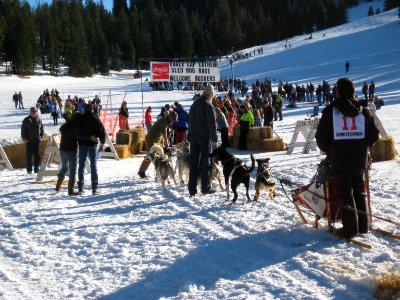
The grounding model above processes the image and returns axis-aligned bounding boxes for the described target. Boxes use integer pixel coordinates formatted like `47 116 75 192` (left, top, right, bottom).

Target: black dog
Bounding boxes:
210 147 255 203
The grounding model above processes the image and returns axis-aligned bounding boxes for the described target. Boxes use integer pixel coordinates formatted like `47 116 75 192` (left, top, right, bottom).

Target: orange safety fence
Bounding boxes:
100 110 118 141
100 110 144 141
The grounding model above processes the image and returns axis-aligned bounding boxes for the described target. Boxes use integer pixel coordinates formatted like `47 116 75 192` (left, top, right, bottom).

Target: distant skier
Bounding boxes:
345 61 350 73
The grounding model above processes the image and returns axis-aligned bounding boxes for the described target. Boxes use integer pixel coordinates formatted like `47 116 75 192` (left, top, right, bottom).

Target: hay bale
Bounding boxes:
259 126 272 139
247 139 258 151
129 127 145 154
3 138 49 168
115 145 131 159
374 270 400 300
231 126 240 148
116 131 131 145
247 127 259 141
259 138 285 152
370 136 397 162
130 127 145 141
233 126 240 138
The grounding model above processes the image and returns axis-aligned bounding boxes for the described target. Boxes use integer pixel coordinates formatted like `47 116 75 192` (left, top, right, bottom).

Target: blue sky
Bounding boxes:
28 0 113 11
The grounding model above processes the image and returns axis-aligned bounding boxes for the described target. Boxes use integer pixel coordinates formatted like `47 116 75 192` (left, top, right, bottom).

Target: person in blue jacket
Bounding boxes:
172 102 189 144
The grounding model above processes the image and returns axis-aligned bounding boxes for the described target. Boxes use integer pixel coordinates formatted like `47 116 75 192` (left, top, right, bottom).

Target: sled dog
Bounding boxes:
210 147 255 203
254 158 276 201
175 141 190 184
149 145 176 188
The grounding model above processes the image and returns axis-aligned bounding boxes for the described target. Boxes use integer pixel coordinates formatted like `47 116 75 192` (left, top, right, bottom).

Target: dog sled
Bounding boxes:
280 158 399 249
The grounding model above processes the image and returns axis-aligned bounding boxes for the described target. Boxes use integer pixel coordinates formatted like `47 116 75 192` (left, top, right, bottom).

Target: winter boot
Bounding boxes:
138 159 151 178
55 176 65 192
68 181 79 196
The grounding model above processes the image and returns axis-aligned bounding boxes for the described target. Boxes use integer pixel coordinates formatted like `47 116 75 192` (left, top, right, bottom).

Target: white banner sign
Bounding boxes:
151 61 220 82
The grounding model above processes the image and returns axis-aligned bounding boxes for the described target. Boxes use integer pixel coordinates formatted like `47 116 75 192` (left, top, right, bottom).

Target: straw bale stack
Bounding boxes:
259 138 285 152
3 138 49 168
260 126 272 139
114 145 131 159
129 127 145 154
230 126 240 148
116 131 131 145
370 136 397 162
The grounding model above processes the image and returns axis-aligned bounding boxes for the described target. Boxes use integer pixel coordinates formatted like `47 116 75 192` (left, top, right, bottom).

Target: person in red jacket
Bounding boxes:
145 106 152 133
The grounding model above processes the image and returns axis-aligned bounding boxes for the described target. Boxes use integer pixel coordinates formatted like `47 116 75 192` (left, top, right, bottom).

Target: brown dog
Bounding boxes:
254 158 276 201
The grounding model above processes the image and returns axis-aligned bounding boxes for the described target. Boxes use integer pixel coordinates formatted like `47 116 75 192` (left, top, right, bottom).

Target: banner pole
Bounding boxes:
140 58 144 128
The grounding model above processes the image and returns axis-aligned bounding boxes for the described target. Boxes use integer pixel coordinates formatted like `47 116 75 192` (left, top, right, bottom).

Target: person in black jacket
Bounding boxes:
55 114 81 195
75 103 106 195
316 78 379 238
262 98 273 128
187 85 218 196
21 107 44 174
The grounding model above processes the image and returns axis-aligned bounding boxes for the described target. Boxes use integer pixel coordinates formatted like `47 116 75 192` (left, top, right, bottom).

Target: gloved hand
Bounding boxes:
212 142 218 151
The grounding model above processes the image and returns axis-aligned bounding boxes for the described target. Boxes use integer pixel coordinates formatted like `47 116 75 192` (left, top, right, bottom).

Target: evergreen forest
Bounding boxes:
0 0 398 77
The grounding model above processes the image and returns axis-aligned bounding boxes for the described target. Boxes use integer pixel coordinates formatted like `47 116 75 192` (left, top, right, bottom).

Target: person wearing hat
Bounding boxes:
75 103 106 195
21 107 44 174
145 106 153 133
187 84 218 196
138 110 178 178
316 77 379 238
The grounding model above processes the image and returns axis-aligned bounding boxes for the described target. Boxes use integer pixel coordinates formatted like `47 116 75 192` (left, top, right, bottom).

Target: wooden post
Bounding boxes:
99 130 119 160
0 144 14 170
287 118 319 154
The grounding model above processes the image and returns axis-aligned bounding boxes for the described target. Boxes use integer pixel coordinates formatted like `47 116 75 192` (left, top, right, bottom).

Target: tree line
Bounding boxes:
0 0 398 77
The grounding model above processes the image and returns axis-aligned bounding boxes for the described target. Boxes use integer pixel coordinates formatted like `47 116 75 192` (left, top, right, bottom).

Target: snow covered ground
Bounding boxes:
0 6 399 300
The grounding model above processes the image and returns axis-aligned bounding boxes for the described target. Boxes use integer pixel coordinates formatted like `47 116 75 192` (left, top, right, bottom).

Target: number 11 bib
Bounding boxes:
333 107 365 140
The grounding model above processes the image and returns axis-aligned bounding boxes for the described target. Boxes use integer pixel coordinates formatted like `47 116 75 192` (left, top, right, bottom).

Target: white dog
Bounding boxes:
174 141 190 184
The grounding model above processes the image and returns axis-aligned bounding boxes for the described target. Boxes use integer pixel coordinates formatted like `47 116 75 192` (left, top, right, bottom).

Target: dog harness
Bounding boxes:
222 156 244 177
257 164 275 185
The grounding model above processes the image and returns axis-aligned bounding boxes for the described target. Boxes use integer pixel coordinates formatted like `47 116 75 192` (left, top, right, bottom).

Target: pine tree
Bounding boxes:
174 6 193 58
115 8 131 67
0 15 4 58
384 0 400 11
135 15 153 60
209 0 233 53
337 0 348 24
313 0 328 30
11 3 36 75
368 5 374 16
66 1 93 77
303 5 315 34
157 10 174 58
37 3 62 75
113 0 128 15
85 0 110 75
96 29 110 75
110 43 122 71
375 8 381 14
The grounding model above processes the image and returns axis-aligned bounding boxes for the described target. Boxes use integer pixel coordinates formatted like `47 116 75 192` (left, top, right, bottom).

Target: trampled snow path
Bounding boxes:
0 150 399 299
